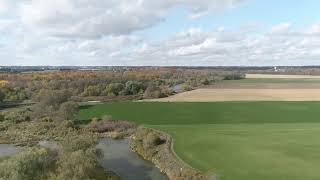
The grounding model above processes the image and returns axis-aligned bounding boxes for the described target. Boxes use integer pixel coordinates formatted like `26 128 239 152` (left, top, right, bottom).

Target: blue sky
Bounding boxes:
141 0 320 39
1 0 320 66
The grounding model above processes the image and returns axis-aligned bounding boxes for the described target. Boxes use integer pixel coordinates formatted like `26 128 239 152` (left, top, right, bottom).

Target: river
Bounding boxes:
0 144 22 158
98 138 168 180
0 139 168 180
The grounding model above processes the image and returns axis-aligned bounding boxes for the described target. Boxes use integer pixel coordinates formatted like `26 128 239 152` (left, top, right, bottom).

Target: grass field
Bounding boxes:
79 102 320 180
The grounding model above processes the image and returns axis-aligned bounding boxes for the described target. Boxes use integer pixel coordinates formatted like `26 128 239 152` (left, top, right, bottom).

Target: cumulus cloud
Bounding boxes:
18 0 246 38
114 24 320 66
0 0 10 13
4 22 320 66
2 0 320 66
270 23 292 34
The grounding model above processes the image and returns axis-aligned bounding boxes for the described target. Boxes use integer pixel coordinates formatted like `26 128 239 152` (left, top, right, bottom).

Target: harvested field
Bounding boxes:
146 88 320 102
246 74 320 79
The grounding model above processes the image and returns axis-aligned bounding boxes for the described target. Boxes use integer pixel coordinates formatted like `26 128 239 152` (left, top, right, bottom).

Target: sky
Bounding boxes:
1 0 320 66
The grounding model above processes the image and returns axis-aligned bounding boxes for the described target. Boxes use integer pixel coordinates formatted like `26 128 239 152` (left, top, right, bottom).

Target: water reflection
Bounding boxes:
0 144 22 158
97 138 168 180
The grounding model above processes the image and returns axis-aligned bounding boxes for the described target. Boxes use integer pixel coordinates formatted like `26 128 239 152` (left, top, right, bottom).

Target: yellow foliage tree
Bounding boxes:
0 80 9 88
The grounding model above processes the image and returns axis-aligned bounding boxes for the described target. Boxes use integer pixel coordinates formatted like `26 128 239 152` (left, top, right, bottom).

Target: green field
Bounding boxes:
79 102 320 180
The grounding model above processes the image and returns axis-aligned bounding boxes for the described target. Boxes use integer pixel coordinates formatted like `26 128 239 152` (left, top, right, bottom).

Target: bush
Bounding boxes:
105 83 124 96
182 84 193 92
0 90 5 102
88 119 137 133
51 133 117 180
143 132 164 149
82 85 103 96
49 149 101 180
101 115 113 121
0 114 4 122
58 101 78 121
123 81 145 95
223 73 245 80
0 147 57 180
36 89 72 109
3 109 31 124
143 85 162 98
60 134 98 153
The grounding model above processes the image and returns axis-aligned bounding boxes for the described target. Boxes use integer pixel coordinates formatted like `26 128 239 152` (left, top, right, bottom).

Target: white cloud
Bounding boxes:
19 0 246 38
2 0 320 66
3 21 320 66
169 38 216 56
0 0 10 13
117 25 320 66
270 23 292 34
309 24 320 35
4 23 320 66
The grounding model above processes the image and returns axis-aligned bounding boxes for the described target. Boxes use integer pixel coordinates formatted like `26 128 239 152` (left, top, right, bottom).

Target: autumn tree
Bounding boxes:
104 83 124 96
123 81 145 95
82 85 102 96
58 101 78 121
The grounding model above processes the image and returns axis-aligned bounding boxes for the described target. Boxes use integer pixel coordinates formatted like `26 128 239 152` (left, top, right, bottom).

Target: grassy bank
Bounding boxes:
79 102 320 180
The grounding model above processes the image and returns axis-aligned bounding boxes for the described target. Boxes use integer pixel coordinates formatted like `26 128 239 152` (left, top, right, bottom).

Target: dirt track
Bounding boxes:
146 89 320 102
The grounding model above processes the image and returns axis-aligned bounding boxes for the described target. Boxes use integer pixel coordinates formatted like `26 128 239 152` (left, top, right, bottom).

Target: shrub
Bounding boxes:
182 84 193 92
49 149 100 180
123 81 145 95
88 119 137 133
0 90 5 102
105 83 124 96
3 109 31 124
101 115 113 121
0 114 4 122
143 132 164 149
0 147 57 180
58 101 78 121
223 73 245 80
60 134 98 153
82 85 102 96
36 89 72 109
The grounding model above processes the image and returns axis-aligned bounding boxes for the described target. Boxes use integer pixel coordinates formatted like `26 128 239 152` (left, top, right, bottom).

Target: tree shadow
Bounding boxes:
78 104 94 110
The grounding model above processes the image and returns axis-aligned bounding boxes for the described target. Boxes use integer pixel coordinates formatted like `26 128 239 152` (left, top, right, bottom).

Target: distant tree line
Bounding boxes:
0 69 244 103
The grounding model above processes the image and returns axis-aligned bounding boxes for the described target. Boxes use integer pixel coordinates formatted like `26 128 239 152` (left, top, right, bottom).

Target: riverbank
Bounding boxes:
98 138 168 180
131 128 215 180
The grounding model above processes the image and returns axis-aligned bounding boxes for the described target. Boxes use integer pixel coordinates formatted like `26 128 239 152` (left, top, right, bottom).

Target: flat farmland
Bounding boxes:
146 88 320 102
78 102 320 180
246 73 320 79
79 75 320 180
147 77 320 102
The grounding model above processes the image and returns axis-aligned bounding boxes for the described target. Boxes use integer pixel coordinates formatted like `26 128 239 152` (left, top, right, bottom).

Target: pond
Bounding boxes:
0 139 168 180
0 144 22 158
97 138 168 180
